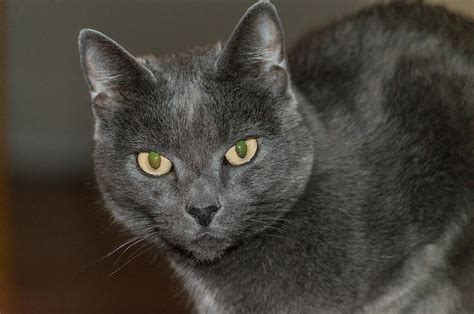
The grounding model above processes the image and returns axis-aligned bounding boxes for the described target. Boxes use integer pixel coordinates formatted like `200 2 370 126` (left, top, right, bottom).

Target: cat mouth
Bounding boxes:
193 232 220 243
161 229 236 263
191 233 227 249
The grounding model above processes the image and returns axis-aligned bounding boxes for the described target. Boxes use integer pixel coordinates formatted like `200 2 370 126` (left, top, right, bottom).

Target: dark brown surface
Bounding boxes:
10 178 189 313
0 0 13 309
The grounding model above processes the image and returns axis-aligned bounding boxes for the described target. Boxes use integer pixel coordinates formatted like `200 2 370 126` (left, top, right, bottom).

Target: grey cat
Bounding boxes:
78 1 474 313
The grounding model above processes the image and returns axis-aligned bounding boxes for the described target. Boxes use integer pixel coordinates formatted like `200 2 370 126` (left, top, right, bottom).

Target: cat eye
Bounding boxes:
137 151 173 176
225 138 258 166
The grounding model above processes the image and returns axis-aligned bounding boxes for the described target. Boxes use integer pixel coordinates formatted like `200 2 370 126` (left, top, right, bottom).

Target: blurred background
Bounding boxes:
0 0 472 312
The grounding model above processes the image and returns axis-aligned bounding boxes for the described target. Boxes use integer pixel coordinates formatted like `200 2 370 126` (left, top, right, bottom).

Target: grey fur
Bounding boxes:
78 1 474 313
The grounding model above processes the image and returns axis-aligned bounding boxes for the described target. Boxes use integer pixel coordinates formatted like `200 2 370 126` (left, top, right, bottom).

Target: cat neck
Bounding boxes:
167 168 373 312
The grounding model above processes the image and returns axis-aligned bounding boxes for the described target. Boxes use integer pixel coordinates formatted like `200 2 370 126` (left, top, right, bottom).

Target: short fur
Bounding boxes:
79 1 474 313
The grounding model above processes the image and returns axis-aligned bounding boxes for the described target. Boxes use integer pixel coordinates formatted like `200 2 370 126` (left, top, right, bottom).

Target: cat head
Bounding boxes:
79 1 314 262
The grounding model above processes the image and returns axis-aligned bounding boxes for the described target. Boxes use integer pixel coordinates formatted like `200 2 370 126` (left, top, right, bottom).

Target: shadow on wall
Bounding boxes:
6 0 377 180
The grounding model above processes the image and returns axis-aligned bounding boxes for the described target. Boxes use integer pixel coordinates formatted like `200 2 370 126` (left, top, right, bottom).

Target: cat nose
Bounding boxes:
186 205 220 227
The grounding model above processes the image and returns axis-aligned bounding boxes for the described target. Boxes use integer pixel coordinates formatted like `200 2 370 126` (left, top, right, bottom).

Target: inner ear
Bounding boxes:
78 29 156 102
250 14 286 70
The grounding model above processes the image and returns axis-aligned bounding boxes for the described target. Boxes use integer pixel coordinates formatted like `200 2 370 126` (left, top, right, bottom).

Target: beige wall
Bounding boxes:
415 0 474 16
367 0 474 15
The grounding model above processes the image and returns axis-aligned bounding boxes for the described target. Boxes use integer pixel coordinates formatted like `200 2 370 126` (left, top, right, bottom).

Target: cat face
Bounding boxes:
79 2 313 262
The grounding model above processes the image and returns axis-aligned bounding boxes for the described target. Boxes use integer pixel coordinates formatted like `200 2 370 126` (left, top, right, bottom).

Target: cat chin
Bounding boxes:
186 234 233 264
163 233 234 264
188 247 225 264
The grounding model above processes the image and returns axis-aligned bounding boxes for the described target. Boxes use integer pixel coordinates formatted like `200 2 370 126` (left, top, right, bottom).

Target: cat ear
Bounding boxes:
78 29 156 104
216 1 289 89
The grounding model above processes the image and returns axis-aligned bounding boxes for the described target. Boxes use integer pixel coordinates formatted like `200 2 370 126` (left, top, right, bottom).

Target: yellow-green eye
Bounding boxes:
225 138 258 166
137 151 172 176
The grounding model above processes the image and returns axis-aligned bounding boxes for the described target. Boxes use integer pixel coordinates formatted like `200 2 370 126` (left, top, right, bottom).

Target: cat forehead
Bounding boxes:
138 45 222 114
139 43 222 83
112 44 282 148
135 46 275 122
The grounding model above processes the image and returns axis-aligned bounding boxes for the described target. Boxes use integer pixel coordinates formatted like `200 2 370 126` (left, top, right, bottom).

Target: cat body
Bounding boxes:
79 2 474 313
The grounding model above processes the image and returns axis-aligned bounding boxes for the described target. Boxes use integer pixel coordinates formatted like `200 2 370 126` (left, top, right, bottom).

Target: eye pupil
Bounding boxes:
235 140 247 158
148 151 161 170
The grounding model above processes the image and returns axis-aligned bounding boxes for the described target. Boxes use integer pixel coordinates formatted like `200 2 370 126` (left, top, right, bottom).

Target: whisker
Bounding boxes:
109 244 154 276
105 236 142 258
112 238 146 268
